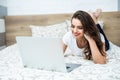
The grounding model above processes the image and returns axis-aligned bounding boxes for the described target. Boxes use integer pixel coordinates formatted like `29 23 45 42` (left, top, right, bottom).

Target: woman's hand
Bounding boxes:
84 34 91 41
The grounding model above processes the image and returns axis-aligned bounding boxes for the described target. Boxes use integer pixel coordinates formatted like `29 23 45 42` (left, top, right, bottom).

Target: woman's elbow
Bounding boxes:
94 61 106 64
94 58 106 64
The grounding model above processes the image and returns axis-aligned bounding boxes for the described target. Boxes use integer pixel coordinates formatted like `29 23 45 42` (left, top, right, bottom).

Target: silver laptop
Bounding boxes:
16 37 81 73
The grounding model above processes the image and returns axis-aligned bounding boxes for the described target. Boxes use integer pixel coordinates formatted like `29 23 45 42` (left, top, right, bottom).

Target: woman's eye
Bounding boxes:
71 25 83 29
78 27 83 29
71 25 74 28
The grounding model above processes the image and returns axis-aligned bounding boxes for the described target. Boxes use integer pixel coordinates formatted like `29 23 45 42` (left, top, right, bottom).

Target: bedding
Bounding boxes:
30 22 68 38
0 42 120 80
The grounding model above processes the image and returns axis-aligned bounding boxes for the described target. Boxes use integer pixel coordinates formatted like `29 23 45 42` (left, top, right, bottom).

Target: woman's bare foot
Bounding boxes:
94 9 102 20
88 9 102 24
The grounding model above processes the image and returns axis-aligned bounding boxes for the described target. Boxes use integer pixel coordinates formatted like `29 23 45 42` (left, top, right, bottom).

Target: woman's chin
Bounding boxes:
73 36 79 39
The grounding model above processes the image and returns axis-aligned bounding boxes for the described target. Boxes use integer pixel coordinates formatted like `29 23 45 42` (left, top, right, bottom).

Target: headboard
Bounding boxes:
5 11 120 46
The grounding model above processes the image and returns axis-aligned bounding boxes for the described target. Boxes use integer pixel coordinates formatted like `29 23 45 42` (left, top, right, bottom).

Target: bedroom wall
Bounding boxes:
6 0 118 15
0 0 7 7
118 0 120 11
0 0 7 18
0 6 7 18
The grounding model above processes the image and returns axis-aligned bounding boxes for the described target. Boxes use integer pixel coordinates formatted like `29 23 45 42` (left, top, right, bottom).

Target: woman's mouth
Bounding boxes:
73 33 80 37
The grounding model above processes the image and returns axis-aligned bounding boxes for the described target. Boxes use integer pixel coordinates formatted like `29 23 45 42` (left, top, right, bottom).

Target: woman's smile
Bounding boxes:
73 32 81 37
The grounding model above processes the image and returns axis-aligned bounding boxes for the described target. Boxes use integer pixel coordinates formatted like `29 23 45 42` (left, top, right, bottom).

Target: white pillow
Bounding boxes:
30 22 68 38
65 19 71 31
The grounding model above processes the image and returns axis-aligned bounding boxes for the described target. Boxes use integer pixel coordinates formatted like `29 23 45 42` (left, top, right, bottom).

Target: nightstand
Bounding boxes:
0 19 6 50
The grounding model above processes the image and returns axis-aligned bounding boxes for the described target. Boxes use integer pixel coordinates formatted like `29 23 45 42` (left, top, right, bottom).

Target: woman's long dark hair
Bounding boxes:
71 10 105 60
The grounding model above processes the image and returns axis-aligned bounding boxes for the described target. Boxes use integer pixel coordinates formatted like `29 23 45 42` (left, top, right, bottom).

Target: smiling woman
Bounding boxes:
62 10 106 64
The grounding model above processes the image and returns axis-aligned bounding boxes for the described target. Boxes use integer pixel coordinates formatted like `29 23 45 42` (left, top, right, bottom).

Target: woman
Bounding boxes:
62 10 106 64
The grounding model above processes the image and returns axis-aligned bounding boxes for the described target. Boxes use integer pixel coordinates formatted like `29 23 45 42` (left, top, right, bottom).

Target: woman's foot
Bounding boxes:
88 9 102 24
94 9 102 20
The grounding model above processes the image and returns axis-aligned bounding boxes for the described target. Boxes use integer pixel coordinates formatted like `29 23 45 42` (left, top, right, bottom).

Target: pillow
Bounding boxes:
30 22 68 38
65 19 71 31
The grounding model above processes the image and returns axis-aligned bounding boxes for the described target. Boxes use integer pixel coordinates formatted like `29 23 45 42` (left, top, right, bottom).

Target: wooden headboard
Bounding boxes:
5 11 120 46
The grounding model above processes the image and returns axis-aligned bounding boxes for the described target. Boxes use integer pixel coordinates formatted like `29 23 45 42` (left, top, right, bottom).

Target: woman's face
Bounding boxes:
71 18 84 40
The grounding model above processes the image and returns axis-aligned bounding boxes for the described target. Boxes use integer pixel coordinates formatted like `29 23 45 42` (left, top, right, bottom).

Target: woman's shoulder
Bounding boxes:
63 31 73 38
62 31 74 44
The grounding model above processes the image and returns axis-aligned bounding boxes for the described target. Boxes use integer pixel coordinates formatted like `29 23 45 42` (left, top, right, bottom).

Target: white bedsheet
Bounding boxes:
0 42 120 80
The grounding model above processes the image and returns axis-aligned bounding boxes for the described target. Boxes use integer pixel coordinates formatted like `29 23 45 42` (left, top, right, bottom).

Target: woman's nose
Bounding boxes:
73 27 78 32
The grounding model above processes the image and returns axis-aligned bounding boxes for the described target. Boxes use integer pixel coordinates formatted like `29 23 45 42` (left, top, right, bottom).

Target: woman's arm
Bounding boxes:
88 38 106 64
62 41 67 53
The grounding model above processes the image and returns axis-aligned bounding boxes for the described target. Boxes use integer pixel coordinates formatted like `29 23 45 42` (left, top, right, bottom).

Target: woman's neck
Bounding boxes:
76 37 87 48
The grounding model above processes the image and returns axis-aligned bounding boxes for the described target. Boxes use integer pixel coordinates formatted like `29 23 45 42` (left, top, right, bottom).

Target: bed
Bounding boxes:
0 11 120 80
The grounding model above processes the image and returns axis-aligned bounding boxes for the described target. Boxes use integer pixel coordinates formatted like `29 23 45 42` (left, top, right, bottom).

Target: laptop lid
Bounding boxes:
16 37 68 72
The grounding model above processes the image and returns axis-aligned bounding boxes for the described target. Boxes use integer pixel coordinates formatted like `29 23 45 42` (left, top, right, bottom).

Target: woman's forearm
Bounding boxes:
88 38 106 64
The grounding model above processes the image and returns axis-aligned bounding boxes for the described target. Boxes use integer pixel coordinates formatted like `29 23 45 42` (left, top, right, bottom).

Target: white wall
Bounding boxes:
7 0 118 15
118 0 120 11
0 0 7 18
0 0 7 6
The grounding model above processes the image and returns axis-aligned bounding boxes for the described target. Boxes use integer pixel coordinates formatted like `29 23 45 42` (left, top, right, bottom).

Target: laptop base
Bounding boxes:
66 63 81 72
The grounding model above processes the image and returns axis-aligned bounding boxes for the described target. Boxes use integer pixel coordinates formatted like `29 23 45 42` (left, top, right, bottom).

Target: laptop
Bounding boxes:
16 37 81 73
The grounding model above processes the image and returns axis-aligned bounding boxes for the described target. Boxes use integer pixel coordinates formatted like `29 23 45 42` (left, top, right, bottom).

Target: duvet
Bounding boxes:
0 42 120 80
